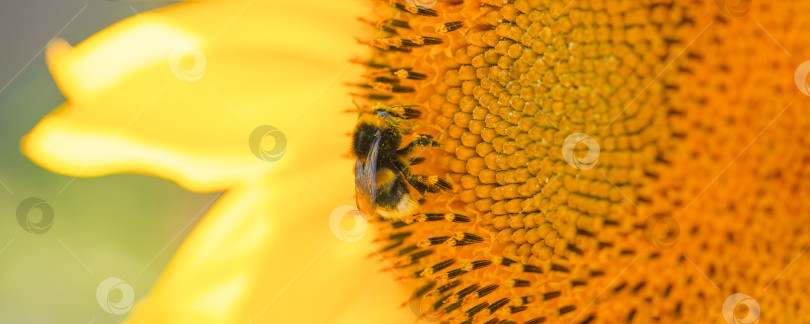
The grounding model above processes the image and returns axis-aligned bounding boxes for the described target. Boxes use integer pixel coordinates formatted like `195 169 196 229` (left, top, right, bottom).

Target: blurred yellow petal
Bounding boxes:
23 0 412 323
27 0 366 190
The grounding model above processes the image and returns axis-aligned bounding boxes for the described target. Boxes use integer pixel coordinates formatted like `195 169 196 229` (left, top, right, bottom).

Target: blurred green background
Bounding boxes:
0 1 218 323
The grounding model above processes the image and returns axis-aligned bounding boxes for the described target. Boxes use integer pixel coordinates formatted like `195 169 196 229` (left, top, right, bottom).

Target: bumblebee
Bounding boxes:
352 104 452 220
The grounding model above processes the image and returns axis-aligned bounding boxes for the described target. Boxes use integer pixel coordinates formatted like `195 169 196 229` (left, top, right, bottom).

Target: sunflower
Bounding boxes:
24 0 810 323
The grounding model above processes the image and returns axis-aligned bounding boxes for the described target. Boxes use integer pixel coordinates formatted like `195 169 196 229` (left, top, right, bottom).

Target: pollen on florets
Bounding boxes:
353 0 810 323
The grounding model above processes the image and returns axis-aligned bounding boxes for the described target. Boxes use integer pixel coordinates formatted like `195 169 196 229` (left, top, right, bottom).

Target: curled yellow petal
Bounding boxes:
24 0 415 323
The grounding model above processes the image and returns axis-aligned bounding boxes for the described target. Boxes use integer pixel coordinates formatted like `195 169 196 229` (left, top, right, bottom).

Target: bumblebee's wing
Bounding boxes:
355 130 382 209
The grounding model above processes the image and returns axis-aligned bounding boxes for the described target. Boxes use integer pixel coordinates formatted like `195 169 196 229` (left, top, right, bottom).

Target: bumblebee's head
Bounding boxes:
352 122 381 160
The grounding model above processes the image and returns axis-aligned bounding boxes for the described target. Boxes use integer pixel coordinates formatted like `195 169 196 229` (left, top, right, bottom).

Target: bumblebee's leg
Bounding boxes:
407 174 453 195
387 106 421 119
409 157 426 165
372 103 421 119
396 134 440 158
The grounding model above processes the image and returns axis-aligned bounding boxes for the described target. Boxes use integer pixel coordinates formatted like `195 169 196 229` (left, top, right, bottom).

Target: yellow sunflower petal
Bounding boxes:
24 0 413 322
27 0 365 190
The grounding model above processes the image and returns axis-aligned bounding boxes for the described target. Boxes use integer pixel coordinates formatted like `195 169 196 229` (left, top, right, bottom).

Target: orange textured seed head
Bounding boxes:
353 0 810 323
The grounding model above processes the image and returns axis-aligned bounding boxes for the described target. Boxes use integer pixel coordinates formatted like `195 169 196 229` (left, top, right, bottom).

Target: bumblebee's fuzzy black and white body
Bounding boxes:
352 104 452 220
